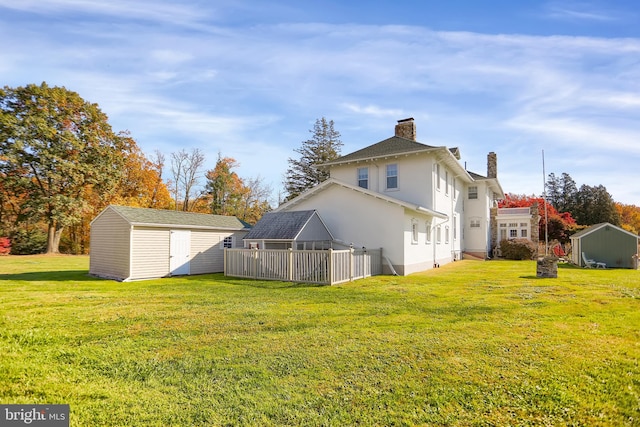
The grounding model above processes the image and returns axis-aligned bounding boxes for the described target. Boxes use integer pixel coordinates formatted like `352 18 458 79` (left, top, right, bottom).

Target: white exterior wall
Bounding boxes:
280 184 407 274
130 227 171 280
329 154 434 207
327 155 472 273
89 207 131 281
464 181 492 257
402 210 456 275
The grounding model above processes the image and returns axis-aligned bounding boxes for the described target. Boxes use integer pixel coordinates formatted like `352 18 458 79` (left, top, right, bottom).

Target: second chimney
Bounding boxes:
395 118 416 141
487 152 497 179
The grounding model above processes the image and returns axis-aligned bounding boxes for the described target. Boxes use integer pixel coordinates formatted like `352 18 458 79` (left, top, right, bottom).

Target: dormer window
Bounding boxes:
357 167 368 189
386 164 398 190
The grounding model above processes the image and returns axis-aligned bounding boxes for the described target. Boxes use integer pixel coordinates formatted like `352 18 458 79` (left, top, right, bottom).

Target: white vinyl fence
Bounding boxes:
224 248 382 285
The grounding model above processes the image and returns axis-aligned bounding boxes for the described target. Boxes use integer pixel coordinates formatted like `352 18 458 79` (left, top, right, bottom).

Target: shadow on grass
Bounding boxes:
184 273 328 289
519 262 590 279
0 270 96 282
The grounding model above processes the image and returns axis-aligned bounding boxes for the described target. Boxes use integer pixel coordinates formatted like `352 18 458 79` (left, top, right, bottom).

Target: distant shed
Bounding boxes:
243 210 334 250
90 205 250 281
570 222 639 269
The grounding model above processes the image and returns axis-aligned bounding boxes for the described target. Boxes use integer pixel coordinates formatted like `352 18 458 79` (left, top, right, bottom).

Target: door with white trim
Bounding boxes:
170 230 191 276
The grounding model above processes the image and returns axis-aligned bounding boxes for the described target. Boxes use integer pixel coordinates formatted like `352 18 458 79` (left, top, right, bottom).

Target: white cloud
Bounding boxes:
1 3 639 203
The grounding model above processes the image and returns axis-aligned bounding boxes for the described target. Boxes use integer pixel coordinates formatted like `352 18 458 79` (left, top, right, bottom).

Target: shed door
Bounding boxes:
170 230 191 276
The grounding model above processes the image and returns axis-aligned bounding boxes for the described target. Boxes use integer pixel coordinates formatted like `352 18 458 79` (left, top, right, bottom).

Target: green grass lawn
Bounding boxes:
0 255 638 426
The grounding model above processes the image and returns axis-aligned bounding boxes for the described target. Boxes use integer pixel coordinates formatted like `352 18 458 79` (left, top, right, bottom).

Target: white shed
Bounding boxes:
90 205 250 281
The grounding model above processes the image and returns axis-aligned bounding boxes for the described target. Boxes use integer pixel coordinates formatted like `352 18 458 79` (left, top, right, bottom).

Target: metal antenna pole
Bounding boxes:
542 150 549 256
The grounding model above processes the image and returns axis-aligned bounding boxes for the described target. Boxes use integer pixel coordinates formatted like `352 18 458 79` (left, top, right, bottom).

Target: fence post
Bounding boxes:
328 248 334 285
252 248 258 280
288 248 293 282
350 247 354 281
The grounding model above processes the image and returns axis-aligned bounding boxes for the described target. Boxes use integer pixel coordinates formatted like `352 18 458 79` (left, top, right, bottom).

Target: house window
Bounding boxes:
521 229 528 238
386 164 398 189
470 218 481 228
436 164 441 190
445 171 449 195
425 222 432 243
357 167 368 189
445 226 450 244
453 178 457 199
468 186 478 200
222 236 233 249
509 229 518 238
436 226 442 244
411 221 418 244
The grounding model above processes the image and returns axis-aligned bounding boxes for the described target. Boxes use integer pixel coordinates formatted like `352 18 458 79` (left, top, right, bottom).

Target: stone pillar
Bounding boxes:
489 206 498 257
530 203 540 257
537 256 558 278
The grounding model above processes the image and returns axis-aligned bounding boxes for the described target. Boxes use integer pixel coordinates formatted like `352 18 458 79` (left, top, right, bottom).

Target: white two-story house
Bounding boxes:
276 118 504 275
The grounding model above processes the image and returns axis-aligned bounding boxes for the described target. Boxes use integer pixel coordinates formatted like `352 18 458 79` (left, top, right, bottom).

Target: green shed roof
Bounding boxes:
106 205 251 230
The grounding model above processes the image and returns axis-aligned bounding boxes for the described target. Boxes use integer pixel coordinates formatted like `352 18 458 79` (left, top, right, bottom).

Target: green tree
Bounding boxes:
0 82 127 253
573 184 620 226
546 172 577 213
284 117 342 200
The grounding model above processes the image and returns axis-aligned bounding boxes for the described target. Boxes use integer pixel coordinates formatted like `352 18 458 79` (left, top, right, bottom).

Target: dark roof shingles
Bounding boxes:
111 205 250 229
325 136 437 164
244 210 316 240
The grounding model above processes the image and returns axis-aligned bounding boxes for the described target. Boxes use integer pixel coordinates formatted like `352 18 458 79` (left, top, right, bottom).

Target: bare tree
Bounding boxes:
170 148 205 211
150 150 166 208
239 175 273 223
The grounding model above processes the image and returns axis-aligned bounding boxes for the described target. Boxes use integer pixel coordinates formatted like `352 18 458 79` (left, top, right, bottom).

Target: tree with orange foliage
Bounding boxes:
205 154 271 224
615 203 640 235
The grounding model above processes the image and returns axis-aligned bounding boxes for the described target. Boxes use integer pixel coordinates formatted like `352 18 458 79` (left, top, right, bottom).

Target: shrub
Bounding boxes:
9 229 48 255
500 238 537 260
0 237 10 255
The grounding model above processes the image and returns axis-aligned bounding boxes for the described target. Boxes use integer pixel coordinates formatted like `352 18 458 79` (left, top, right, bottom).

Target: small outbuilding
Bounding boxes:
90 205 250 281
570 222 639 269
243 210 334 250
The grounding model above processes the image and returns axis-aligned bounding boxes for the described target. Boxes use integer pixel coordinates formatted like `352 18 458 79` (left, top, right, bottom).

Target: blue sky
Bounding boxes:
1 0 639 205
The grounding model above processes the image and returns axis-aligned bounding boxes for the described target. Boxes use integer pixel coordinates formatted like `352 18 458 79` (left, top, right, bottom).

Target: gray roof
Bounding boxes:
108 205 251 230
244 210 317 240
322 136 439 166
571 222 639 240
467 170 487 180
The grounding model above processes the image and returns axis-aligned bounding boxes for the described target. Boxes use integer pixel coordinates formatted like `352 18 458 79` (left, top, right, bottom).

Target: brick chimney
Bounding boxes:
487 152 497 179
395 118 416 141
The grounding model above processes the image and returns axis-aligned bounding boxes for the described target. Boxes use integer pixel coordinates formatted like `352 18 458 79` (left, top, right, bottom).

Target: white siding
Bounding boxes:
281 184 407 274
464 181 491 256
130 227 171 280
89 207 131 281
329 154 434 207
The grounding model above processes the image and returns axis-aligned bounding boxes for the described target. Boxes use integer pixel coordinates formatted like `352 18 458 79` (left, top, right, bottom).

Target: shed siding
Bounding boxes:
130 227 171 280
89 208 131 281
190 230 225 274
581 226 637 269
190 230 249 275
